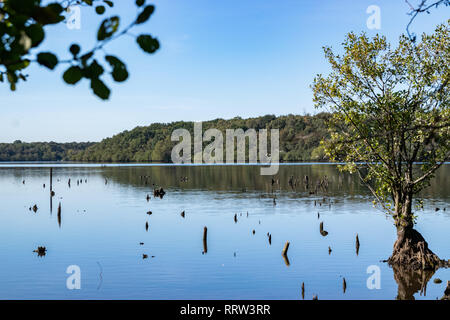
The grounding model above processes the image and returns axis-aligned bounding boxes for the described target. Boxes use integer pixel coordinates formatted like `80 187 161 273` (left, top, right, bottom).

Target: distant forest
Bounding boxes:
0 142 95 161
0 113 331 162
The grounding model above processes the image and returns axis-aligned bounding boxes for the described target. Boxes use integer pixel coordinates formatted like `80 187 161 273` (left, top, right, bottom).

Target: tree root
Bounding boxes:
387 228 448 271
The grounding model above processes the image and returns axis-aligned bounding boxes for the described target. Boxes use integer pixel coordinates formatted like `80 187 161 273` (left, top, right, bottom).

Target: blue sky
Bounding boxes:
0 0 448 142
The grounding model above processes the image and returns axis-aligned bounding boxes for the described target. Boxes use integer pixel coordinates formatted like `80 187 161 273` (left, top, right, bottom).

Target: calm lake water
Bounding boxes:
0 163 448 300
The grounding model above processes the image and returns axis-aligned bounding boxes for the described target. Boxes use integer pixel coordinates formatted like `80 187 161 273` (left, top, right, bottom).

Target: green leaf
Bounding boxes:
25 24 45 47
105 55 128 82
63 66 83 85
136 5 154 24
37 52 58 70
104 1 114 7
91 78 110 100
70 44 81 57
84 60 104 79
9 59 30 71
136 0 145 7
97 16 120 41
32 3 65 25
136 35 159 53
96 6 106 15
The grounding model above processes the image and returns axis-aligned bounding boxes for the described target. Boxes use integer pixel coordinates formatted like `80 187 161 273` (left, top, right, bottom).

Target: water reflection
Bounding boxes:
392 265 435 300
0 164 448 299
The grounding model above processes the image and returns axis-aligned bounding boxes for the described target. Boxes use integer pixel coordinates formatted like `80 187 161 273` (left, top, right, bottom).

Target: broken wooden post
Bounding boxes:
319 221 328 236
50 168 53 191
281 241 289 266
356 234 360 255
234 214 237 223
203 227 208 254
282 241 290 255
57 202 61 227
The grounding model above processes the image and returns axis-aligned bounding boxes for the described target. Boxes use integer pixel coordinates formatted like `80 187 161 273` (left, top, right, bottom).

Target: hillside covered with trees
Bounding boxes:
0 141 95 162
0 113 331 162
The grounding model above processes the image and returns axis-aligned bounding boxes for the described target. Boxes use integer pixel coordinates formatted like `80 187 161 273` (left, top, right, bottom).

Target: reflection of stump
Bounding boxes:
301 282 305 299
441 281 450 300
392 263 435 300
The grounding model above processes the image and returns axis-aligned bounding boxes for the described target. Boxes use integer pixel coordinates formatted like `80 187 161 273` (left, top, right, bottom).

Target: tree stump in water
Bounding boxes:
387 227 447 271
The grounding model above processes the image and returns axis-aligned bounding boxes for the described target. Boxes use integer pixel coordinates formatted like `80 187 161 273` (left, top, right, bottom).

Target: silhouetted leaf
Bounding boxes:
84 60 104 79
136 5 154 24
37 52 58 70
96 6 106 15
105 55 128 82
91 78 110 100
97 16 120 41
25 24 45 47
70 44 81 57
137 35 159 53
63 66 83 85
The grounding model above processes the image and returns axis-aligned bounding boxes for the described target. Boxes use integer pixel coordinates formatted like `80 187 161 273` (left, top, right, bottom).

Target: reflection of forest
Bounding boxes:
1 164 448 198
98 164 450 197
99 165 365 195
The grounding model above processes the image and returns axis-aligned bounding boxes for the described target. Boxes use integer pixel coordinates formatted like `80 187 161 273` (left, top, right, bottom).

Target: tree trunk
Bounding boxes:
388 191 445 270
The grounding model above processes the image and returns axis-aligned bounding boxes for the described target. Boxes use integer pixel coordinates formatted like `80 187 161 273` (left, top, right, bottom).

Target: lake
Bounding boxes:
0 163 448 300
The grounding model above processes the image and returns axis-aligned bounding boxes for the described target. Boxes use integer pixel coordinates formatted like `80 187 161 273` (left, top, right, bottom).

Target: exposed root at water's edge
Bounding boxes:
383 227 449 299
387 227 449 271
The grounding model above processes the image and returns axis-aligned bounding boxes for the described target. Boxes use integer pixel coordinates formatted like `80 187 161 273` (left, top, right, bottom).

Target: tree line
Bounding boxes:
0 141 95 161
0 113 331 162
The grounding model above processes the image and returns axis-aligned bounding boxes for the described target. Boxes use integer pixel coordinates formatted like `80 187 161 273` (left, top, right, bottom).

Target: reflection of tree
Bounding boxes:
392 264 435 300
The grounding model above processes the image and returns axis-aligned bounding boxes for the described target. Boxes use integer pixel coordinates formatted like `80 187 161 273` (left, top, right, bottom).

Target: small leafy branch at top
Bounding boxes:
0 0 160 100
405 0 450 42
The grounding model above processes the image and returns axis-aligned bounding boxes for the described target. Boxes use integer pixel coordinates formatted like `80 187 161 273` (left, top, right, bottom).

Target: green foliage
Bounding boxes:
58 113 331 163
0 141 95 161
312 21 450 219
0 0 160 99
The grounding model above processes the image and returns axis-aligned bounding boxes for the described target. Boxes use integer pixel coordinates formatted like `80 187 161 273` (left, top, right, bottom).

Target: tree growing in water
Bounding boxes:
312 21 449 270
